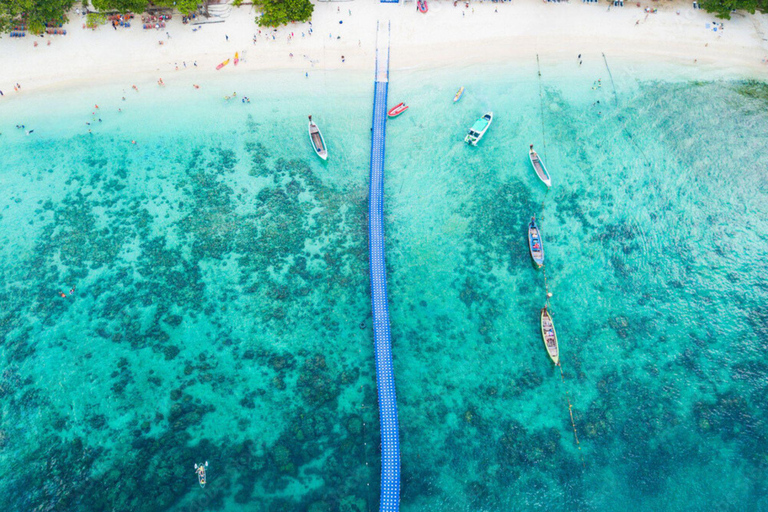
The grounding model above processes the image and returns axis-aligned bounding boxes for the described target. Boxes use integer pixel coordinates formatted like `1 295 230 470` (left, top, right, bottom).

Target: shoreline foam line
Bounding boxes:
368 20 400 512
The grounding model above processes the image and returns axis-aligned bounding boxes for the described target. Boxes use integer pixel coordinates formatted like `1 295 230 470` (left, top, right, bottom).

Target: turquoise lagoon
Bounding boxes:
1 59 768 511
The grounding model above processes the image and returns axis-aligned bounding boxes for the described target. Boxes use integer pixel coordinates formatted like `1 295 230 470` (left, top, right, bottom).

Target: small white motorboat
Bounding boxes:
464 112 493 145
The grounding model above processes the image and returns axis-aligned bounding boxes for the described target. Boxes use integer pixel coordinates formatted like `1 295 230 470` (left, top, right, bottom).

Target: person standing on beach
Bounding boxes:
225 34 229 41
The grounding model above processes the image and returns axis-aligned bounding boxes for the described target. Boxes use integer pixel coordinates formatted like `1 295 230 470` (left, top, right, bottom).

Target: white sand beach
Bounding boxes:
1 0 767 95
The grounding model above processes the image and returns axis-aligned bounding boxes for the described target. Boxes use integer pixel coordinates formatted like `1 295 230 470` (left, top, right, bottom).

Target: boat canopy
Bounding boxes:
471 119 488 132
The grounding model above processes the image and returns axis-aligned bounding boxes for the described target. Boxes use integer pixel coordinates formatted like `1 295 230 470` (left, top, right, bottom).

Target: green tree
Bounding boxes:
0 0 74 33
153 0 200 16
90 0 149 13
256 0 313 27
700 0 764 19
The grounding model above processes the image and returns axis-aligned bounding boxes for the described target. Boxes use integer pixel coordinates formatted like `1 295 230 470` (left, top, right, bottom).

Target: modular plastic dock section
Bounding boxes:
369 21 400 512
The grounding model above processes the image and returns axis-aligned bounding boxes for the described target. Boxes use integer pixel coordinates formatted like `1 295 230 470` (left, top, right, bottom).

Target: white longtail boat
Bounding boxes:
529 144 552 187
540 307 560 365
308 115 327 160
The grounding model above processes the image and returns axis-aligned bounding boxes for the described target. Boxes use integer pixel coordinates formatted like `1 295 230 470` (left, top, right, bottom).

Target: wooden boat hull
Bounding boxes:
540 307 560 365
216 59 230 70
529 148 552 187
308 120 328 160
453 86 464 103
464 112 493 145
528 217 544 268
388 102 409 117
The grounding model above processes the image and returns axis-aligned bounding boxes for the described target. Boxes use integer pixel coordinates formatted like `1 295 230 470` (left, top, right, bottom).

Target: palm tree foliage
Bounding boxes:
0 0 74 33
256 0 314 27
701 0 767 18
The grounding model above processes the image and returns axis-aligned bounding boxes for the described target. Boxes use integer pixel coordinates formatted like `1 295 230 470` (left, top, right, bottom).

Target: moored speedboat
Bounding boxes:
528 216 544 268
540 307 560 365
464 112 493 145
453 86 465 103
308 115 328 160
388 102 409 118
529 144 552 187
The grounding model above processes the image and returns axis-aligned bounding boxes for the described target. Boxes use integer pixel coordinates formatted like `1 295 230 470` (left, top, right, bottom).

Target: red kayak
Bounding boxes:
388 102 409 118
417 0 428 13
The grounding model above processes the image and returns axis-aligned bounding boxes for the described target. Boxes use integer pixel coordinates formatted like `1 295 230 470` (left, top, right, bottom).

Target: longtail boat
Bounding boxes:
529 144 552 187
540 307 560 365
528 216 544 268
453 86 465 103
308 115 328 160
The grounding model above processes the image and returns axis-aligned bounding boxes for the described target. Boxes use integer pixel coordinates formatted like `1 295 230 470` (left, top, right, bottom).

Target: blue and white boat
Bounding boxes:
464 112 493 145
528 216 544 268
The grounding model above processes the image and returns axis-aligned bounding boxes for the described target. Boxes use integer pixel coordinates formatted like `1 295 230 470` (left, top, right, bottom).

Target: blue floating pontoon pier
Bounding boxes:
368 21 400 512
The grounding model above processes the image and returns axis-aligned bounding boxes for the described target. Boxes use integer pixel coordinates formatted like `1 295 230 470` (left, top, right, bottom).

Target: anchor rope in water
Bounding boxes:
536 54 548 161
559 365 586 467
535 56 584 463
601 52 619 107
543 254 585 466
601 52 651 166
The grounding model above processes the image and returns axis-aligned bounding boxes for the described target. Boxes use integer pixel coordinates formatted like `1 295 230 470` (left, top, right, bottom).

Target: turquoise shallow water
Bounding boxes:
1 61 768 511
